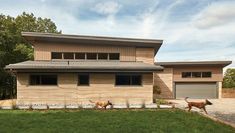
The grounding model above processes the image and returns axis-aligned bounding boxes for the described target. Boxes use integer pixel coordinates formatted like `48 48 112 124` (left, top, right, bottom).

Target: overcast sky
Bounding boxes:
1 0 235 67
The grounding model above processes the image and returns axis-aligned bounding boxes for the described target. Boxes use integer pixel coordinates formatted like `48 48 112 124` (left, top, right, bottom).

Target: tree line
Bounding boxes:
0 12 61 99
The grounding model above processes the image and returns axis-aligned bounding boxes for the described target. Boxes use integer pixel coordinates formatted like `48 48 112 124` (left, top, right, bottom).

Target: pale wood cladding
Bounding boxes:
136 48 154 64
17 73 153 105
34 42 136 61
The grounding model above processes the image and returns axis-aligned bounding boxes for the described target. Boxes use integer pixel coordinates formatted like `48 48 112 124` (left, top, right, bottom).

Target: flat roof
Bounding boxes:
155 61 232 67
22 32 163 54
5 61 163 72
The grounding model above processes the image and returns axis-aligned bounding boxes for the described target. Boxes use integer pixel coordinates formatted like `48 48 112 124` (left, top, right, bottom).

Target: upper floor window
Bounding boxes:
182 72 212 78
64 53 74 59
109 53 120 60
87 53 97 60
30 75 57 85
51 52 62 59
51 52 120 61
75 53 86 60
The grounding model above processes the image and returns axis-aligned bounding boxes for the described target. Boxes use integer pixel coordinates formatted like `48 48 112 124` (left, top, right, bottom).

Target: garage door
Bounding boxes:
175 82 217 99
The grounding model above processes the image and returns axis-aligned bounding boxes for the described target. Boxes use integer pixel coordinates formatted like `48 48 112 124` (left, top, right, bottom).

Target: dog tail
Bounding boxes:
89 100 95 103
184 97 189 103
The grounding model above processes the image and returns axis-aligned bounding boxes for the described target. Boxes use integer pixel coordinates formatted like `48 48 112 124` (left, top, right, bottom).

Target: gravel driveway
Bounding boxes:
169 98 235 127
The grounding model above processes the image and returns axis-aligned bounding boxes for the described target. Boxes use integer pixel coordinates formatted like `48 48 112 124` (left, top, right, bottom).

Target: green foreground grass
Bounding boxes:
0 109 234 133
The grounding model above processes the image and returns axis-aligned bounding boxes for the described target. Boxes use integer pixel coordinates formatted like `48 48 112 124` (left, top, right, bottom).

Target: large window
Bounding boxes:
51 52 62 59
78 74 89 86
30 75 57 85
115 75 142 86
182 72 212 78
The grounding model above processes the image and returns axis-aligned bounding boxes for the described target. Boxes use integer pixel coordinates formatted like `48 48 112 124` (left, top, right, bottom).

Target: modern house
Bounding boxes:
5 32 231 106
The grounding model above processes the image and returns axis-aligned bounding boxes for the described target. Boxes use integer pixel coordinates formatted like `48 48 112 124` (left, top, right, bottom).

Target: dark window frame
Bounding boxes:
181 72 212 78
29 74 58 86
63 52 74 59
98 53 108 60
109 53 120 60
75 53 86 60
51 52 63 59
115 74 142 86
86 53 97 60
192 72 202 78
78 74 90 86
202 72 212 78
182 72 192 78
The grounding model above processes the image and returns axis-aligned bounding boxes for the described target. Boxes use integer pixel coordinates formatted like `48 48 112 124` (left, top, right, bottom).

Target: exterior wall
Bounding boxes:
153 68 173 99
173 66 223 82
34 42 136 61
17 73 153 105
136 48 154 64
218 81 222 99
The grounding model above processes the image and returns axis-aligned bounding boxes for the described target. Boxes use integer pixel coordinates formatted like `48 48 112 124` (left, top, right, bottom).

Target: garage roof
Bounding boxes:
155 61 232 67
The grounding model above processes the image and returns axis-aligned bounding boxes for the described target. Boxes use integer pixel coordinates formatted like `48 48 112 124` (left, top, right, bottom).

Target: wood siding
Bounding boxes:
173 66 223 82
17 73 153 105
153 68 173 99
136 48 154 64
34 42 136 61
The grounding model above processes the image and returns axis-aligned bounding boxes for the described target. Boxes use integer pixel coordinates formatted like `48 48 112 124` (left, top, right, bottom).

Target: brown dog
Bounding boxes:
89 100 113 109
185 97 212 114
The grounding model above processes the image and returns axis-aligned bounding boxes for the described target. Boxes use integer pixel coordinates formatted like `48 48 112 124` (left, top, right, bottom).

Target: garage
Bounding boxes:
175 82 218 99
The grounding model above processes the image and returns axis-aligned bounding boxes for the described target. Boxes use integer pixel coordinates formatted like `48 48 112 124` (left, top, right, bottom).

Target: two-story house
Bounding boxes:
5 32 231 106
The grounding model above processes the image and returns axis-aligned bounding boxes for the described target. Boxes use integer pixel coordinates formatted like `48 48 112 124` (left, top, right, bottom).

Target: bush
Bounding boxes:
153 85 161 94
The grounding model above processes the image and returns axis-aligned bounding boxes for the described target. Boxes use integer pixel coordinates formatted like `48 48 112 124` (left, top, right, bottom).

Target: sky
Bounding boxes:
1 0 235 68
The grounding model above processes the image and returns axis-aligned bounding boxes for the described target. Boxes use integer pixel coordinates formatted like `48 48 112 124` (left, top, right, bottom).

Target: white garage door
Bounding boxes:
175 82 217 99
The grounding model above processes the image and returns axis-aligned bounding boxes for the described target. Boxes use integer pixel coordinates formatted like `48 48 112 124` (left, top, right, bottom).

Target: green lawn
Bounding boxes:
0 109 234 133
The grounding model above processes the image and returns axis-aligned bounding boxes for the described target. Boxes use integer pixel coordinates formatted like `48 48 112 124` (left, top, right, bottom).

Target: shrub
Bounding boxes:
153 85 161 94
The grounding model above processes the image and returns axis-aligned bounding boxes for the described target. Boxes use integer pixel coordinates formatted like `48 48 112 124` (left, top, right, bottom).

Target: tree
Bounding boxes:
223 68 235 88
0 12 61 99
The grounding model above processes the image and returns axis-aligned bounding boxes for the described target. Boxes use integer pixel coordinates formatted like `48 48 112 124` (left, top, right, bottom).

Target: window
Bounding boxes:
109 53 120 60
131 75 142 85
202 72 212 78
182 72 192 78
87 53 97 60
115 75 142 86
192 72 202 78
98 53 108 60
75 53 86 60
182 72 212 78
64 53 74 59
51 52 62 59
78 74 89 86
30 75 57 85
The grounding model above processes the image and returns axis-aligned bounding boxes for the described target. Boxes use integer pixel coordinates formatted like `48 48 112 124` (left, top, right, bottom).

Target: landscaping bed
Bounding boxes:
0 109 234 133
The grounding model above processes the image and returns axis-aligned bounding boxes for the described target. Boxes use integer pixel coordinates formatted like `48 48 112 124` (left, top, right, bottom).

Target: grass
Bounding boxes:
0 109 234 133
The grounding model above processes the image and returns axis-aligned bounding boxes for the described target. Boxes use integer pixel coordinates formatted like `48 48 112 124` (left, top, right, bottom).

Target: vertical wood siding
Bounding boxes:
34 42 136 61
136 48 154 64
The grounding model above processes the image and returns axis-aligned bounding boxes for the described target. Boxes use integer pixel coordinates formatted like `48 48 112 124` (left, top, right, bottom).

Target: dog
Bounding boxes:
185 97 212 114
89 100 113 109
